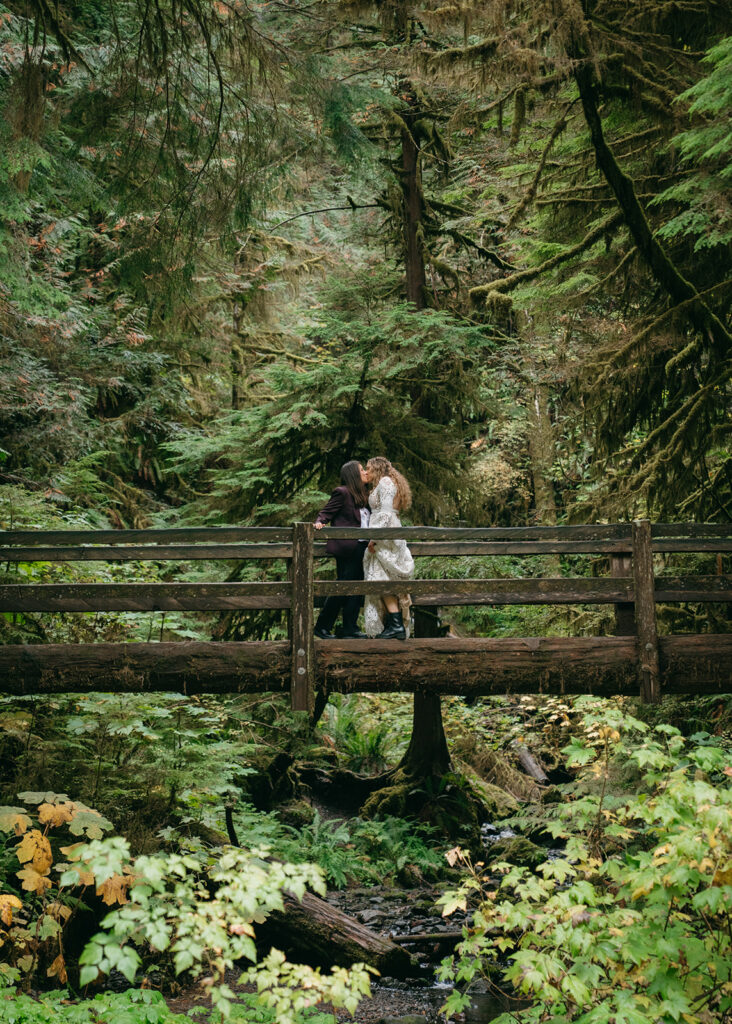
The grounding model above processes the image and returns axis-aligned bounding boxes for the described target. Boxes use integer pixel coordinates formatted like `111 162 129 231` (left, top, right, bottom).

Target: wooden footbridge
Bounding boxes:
0 521 730 710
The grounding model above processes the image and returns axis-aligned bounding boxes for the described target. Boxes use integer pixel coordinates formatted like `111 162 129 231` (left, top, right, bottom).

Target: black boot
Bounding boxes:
340 625 368 639
377 611 406 640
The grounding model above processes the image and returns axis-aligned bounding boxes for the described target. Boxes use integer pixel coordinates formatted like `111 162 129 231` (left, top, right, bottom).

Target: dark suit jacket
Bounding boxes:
316 486 364 556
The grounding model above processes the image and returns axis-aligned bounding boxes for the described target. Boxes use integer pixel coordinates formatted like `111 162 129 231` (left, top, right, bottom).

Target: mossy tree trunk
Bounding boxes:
400 109 427 310
397 607 450 778
398 690 451 778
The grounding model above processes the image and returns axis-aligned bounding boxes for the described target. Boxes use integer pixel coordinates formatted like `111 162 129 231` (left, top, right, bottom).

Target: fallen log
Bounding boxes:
262 892 415 978
511 742 549 784
223 809 414 978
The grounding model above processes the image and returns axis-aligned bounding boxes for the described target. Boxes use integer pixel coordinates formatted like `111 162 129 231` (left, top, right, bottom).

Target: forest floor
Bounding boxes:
165 855 526 1023
166 881 475 1023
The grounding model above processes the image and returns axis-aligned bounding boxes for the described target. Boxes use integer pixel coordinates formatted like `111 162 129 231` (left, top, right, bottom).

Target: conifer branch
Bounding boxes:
573 61 732 353
506 99 577 228
469 211 623 305
267 202 381 231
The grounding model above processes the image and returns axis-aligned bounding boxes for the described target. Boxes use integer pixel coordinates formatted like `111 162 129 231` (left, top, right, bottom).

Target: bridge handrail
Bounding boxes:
1 522 731 562
1 520 730 708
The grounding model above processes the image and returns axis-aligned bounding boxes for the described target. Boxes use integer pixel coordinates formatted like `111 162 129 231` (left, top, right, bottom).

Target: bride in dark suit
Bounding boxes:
313 460 371 639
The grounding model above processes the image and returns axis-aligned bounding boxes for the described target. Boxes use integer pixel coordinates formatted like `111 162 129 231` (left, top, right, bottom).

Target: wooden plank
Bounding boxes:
290 523 315 713
319 525 633 541
315 577 634 604
654 575 732 601
407 540 632 555
0 582 291 612
0 544 293 562
315 637 639 695
659 635 732 693
633 520 660 703
652 523 732 539
1 635 729 697
314 541 632 557
0 641 290 695
611 554 635 635
0 527 292 546
653 540 732 552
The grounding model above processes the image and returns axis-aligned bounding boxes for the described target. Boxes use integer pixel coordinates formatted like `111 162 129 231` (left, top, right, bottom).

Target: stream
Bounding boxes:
320 822 550 1023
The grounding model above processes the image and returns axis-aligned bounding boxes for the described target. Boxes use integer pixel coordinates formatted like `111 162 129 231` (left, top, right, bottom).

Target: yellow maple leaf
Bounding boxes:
16 830 53 874
0 808 32 835
712 865 732 887
0 893 23 925
59 843 84 857
17 865 52 895
47 953 68 984
38 802 75 828
96 873 132 906
47 900 72 922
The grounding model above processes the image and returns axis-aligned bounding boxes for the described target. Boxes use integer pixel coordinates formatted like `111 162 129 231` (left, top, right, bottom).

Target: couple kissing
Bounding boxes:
313 457 414 641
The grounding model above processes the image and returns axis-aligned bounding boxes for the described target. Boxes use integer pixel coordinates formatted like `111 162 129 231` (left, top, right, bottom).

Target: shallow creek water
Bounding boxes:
322 820 563 1023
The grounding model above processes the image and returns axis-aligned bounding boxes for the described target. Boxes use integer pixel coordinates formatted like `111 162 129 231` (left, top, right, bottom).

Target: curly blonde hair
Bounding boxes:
367 457 412 512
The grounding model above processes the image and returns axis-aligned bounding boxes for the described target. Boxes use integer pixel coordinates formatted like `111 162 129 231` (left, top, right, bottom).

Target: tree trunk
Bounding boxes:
527 383 558 527
400 107 427 309
397 607 451 778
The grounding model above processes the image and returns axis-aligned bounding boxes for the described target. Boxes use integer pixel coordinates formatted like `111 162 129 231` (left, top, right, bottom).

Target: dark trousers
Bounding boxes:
315 549 364 633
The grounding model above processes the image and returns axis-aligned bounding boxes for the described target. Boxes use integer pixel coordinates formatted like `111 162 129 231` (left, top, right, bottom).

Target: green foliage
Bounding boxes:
0 986 190 1023
437 700 732 1024
1 822 369 1023
0 792 116 990
321 695 396 773
228 804 444 889
654 36 732 251
165 281 496 523
77 839 372 1021
0 984 338 1024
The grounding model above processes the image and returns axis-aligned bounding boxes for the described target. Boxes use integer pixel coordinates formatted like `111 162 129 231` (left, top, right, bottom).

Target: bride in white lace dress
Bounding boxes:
363 457 414 640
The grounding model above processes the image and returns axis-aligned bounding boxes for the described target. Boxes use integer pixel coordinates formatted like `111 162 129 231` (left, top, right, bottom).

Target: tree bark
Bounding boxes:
262 891 414 977
527 384 558 528
397 608 451 778
3 635 732 697
400 102 427 309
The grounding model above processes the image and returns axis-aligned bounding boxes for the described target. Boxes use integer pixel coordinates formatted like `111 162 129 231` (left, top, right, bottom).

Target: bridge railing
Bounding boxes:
0 521 730 709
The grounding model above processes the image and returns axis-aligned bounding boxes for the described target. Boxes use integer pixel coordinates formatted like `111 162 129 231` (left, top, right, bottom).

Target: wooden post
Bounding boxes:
632 519 660 703
290 522 315 713
611 552 635 635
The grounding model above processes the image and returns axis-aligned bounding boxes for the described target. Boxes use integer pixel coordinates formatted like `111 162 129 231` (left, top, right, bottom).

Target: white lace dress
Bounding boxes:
363 477 414 637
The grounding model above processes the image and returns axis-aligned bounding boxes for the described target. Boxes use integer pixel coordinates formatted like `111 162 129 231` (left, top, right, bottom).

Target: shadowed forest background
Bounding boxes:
0 0 731 1022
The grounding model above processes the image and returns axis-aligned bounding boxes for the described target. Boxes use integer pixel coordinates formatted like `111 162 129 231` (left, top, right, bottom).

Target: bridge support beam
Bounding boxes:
0 636 730 698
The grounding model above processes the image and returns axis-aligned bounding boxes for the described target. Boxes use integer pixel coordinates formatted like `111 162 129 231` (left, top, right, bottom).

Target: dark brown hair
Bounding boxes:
340 460 369 508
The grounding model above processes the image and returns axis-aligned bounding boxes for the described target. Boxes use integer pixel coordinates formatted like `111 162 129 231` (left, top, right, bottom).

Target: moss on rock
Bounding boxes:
488 835 545 868
359 767 486 845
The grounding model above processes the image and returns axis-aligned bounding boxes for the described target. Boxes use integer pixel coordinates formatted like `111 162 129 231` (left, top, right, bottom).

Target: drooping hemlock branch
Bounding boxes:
506 99 577 228
572 61 732 354
469 210 623 304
